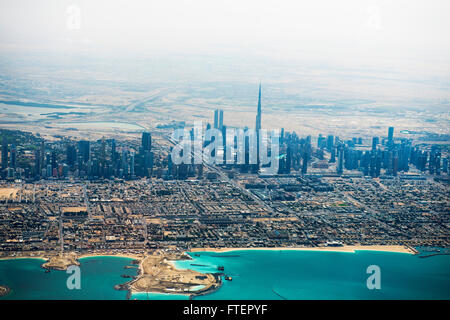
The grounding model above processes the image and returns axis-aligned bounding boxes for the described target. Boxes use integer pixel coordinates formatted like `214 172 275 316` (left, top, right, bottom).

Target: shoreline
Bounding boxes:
78 253 143 261
0 252 143 263
0 245 418 264
0 256 48 262
189 245 417 255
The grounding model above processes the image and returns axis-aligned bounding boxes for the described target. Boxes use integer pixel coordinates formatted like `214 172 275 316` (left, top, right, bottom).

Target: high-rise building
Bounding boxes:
111 139 117 174
317 134 325 149
372 137 379 152
337 145 344 175
369 154 376 177
375 151 382 177
66 144 77 168
213 109 224 130
142 132 152 151
219 110 224 130
285 145 292 173
393 151 399 176
121 150 128 178
143 150 153 177
255 83 262 172
9 144 16 169
388 127 394 148
34 149 40 178
51 150 57 169
130 152 135 178
362 151 370 175
255 83 262 132
329 147 336 163
326 135 334 152
301 152 308 174
167 152 173 178
1 137 8 169
78 140 90 163
39 141 45 173
214 109 219 129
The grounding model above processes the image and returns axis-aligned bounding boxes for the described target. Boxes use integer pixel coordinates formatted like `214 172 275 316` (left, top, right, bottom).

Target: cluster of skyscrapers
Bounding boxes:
315 127 448 177
0 84 449 181
1 137 16 180
0 132 155 181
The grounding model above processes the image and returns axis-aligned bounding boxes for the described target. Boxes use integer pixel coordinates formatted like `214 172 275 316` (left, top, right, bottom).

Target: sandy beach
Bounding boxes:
77 252 144 261
0 251 143 261
0 251 144 271
190 245 417 254
0 245 416 265
0 254 49 262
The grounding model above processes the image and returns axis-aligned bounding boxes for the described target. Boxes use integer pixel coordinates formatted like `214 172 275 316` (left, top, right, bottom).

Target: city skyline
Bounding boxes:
0 0 448 304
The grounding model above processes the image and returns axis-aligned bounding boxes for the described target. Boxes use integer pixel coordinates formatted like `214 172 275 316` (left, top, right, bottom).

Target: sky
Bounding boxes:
0 0 449 76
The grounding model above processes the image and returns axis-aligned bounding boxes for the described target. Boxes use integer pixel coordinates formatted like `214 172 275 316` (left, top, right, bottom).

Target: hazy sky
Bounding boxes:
0 0 449 75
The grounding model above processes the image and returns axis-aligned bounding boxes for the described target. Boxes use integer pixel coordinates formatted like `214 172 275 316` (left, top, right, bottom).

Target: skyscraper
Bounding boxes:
372 137 379 152
130 152 135 178
66 144 77 168
388 127 394 148
329 147 336 163
255 83 262 172
9 144 16 169
393 151 399 176
143 150 153 177
50 150 56 169
39 141 45 173
219 109 224 130
337 145 344 175
301 151 308 174
78 140 90 163
142 132 152 151
213 109 224 130
326 135 334 152
214 109 219 129
34 149 40 178
317 134 325 149
285 145 292 173
1 137 8 169
255 83 262 132
111 139 117 163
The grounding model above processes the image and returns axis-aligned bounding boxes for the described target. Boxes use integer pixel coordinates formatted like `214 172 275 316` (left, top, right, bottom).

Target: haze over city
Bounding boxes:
0 0 449 304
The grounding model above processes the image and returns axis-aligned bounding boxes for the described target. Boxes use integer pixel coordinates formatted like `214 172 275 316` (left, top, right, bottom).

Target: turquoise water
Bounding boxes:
0 256 137 300
174 250 450 300
1 251 449 300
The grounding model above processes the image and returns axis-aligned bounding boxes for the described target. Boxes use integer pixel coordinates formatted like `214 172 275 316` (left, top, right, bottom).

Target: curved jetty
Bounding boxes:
272 288 288 300
419 253 450 258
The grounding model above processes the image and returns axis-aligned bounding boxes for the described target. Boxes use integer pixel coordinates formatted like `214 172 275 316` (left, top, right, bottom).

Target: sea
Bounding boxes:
1 250 449 300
